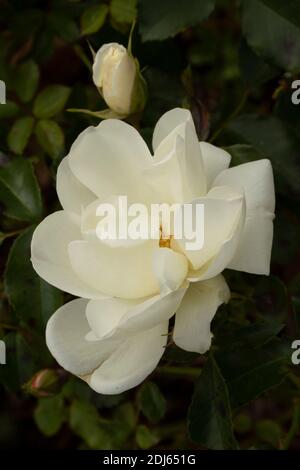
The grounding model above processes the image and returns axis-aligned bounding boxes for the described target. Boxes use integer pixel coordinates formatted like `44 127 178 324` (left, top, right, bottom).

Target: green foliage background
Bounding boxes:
0 0 300 450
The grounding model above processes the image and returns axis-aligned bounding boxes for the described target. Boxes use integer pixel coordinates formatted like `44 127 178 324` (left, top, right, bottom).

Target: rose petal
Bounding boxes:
173 275 230 353
92 43 120 87
213 159 275 274
200 141 231 188
173 190 244 270
68 119 155 205
152 107 194 152
31 211 105 299
46 298 117 376
88 322 168 394
56 157 96 215
68 239 159 299
144 120 206 203
186 186 246 281
103 49 136 114
86 285 186 339
152 247 188 293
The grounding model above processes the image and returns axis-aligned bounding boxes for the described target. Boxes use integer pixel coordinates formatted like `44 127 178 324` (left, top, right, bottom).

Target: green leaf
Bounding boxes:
4 227 63 331
273 210 300 264
260 0 300 29
188 355 237 449
33 85 71 119
216 338 290 409
94 392 124 409
239 38 279 87
110 0 137 25
143 67 184 129
228 114 300 197
0 101 20 119
241 0 300 72
253 275 289 322
137 381 166 423
164 344 198 363
34 395 65 436
111 402 137 446
62 377 92 402
0 158 42 222
14 60 39 103
215 321 284 352
35 119 64 159
275 85 300 127
81 4 108 35
138 0 215 41
7 116 34 155
0 231 12 246
224 144 263 167
48 12 79 43
69 400 113 449
136 425 159 449
0 332 38 392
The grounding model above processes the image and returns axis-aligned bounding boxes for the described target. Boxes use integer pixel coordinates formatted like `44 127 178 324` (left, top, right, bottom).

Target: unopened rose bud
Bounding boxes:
24 369 64 397
92 42 146 116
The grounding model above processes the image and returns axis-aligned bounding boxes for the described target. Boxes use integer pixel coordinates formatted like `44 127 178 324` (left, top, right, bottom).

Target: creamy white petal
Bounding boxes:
85 331 99 342
86 286 186 339
56 157 96 215
145 120 206 203
88 322 169 394
185 187 246 281
228 214 274 274
173 275 230 354
143 134 187 204
213 159 275 213
68 119 155 205
200 142 231 189
213 160 275 274
92 43 119 87
86 297 140 340
152 107 194 152
103 51 136 114
68 239 159 299
173 192 244 270
31 211 105 299
152 247 188 293
46 299 117 376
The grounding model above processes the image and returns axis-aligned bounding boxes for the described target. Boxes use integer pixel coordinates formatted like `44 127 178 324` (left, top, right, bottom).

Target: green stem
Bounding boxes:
127 19 136 55
282 401 300 449
209 90 249 144
0 322 18 330
0 228 24 241
156 365 200 378
230 292 246 300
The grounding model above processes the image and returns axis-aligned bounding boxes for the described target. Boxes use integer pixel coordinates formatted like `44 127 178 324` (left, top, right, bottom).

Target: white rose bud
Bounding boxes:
92 42 146 116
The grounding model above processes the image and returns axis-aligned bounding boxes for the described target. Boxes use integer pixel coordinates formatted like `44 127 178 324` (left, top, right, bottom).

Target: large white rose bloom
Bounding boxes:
31 108 275 394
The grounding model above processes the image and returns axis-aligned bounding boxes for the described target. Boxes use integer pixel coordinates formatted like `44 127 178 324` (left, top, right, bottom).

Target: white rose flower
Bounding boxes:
92 43 146 116
31 108 275 394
